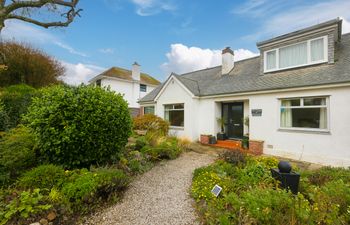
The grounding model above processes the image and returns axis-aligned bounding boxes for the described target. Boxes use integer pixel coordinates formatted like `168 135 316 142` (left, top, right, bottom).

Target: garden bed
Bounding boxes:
191 150 350 225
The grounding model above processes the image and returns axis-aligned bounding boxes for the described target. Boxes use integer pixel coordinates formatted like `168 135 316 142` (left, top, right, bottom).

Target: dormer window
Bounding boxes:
264 36 328 72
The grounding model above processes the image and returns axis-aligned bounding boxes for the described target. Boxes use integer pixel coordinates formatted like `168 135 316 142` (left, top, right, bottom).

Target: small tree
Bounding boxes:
24 85 132 168
0 0 82 32
0 42 65 88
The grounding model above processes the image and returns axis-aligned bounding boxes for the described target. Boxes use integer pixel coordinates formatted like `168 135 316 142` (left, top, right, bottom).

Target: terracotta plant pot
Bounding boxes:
200 134 211 144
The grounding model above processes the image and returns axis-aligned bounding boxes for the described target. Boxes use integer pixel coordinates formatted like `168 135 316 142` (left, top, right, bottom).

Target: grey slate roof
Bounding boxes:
139 33 350 102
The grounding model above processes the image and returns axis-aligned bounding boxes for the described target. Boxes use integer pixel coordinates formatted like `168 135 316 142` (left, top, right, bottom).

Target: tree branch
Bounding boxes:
5 0 79 15
6 8 81 28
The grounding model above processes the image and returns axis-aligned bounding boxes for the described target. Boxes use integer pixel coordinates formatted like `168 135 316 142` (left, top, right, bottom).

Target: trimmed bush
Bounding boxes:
17 164 66 190
133 114 169 135
24 85 132 168
0 126 37 185
0 84 37 129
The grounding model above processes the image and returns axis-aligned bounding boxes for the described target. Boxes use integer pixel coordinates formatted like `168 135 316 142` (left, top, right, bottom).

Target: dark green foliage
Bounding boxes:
191 156 350 225
24 85 132 168
0 126 37 185
219 150 246 166
0 101 9 131
135 136 149 150
17 165 66 190
0 84 37 130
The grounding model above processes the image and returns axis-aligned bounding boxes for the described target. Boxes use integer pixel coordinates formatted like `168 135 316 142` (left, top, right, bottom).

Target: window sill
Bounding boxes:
170 126 184 130
278 128 331 135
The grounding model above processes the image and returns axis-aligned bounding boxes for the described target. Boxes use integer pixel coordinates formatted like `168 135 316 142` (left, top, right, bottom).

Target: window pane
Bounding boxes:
140 84 147 92
266 50 276 70
174 104 184 109
144 106 155 115
279 42 307 68
281 99 300 107
96 79 101 87
164 105 173 110
304 97 326 106
311 38 324 62
281 108 327 129
165 110 184 126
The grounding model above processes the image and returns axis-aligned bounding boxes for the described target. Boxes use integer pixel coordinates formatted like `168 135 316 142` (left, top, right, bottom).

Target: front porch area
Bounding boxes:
203 139 264 155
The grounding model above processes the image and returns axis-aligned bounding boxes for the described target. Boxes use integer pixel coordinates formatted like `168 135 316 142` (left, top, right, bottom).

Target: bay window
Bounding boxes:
164 104 184 127
280 97 328 130
265 36 328 72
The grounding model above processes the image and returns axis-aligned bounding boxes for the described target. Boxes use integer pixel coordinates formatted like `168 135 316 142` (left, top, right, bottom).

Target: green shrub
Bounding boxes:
17 164 66 190
142 137 182 160
61 167 129 210
0 126 37 185
219 150 246 166
133 114 169 135
0 84 37 129
24 85 132 168
0 189 52 225
0 101 9 131
307 166 350 186
135 136 149 150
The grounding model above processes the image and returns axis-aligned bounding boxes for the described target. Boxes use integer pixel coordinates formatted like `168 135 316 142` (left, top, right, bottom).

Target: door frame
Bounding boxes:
222 102 244 140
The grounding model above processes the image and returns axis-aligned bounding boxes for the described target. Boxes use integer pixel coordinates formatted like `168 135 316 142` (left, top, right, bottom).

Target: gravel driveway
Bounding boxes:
82 150 216 225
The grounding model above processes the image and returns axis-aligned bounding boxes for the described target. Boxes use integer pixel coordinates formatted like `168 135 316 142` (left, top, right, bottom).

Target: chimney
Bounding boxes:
132 62 140 81
222 47 234 75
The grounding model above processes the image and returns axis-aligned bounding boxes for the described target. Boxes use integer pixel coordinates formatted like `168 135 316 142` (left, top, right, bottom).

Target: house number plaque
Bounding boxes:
251 109 262 117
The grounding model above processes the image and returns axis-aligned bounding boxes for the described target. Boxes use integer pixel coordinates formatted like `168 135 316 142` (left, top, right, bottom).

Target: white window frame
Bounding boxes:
164 103 184 128
143 105 155 115
278 96 330 132
140 84 147 92
264 35 328 73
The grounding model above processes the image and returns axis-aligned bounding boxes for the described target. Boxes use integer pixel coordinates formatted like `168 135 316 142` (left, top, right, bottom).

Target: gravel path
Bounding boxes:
82 151 216 225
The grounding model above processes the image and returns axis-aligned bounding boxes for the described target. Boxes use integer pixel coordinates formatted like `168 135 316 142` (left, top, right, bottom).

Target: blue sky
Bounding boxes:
2 0 350 84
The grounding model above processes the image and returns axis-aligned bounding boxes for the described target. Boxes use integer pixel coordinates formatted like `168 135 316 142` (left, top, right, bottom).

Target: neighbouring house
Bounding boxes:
139 18 350 167
89 62 160 116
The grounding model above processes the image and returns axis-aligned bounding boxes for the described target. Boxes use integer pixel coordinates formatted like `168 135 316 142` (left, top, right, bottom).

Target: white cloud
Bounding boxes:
2 20 88 57
130 0 176 16
161 44 258 75
54 41 88 57
235 0 350 41
99 48 115 54
61 61 106 85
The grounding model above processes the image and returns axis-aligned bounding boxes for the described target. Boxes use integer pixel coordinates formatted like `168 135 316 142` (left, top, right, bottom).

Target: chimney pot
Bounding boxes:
222 47 234 75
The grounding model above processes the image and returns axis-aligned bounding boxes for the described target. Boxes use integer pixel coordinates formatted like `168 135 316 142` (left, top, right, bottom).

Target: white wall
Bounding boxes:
102 78 156 108
154 77 198 140
197 86 350 167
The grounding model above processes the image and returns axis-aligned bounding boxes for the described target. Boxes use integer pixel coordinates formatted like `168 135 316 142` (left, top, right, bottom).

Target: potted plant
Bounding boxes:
216 117 227 140
241 116 249 149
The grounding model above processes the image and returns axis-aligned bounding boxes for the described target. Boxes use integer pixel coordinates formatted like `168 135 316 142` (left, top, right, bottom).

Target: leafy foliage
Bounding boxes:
0 84 37 129
0 42 64 88
24 85 132 168
133 114 169 135
0 189 52 225
17 164 66 190
0 126 37 185
191 155 350 225
0 100 9 131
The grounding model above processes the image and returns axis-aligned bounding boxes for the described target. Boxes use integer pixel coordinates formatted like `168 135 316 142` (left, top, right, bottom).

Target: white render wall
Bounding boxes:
196 86 350 167
101 78 156 108
146 83 350 166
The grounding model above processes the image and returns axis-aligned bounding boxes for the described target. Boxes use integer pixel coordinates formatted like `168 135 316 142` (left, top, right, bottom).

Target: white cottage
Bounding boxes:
139 18 350 167
89 62 160 116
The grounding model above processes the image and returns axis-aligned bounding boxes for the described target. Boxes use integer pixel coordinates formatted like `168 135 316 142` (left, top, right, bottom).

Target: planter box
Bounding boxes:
209 136 217 144
200 134 211 144
217 133 227 140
